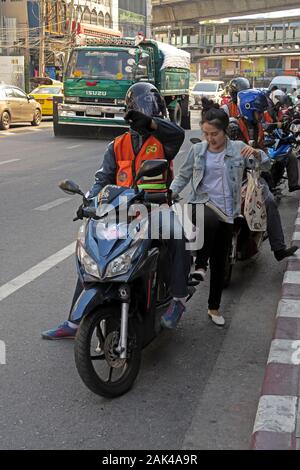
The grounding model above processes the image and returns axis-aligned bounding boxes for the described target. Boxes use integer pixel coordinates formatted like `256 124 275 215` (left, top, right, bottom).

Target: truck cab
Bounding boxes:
53 37 190 136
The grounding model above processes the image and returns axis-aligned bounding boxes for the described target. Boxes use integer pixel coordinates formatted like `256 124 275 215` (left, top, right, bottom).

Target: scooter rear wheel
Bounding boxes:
74 306 142 398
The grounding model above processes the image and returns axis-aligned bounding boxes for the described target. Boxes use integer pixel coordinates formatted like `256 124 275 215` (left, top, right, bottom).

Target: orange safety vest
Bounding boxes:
227 101 239 118
264 110 274 123
114 133 169 191
238 118 265 149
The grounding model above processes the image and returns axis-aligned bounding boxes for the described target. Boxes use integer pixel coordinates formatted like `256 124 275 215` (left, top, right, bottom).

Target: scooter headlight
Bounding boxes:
77 221 87 244
105 245 140 278
77 244 100 279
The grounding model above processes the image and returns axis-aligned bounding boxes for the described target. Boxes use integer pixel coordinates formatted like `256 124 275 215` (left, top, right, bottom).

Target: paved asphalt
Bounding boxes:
0 116 299 449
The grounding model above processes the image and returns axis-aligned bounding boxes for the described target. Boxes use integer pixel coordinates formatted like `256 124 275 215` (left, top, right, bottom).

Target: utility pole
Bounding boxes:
39 0 46 76
64 0 75 74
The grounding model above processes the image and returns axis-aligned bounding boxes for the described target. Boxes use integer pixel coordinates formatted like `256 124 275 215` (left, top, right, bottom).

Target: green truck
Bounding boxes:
53 37 191 136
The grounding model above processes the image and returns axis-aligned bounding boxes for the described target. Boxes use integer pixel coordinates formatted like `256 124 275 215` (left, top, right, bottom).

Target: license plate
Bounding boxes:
86 107 102 116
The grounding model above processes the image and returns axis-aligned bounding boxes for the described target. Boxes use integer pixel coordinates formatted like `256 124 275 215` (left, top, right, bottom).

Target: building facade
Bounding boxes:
154 16 300 86
0 0 120 87
118 0 151 38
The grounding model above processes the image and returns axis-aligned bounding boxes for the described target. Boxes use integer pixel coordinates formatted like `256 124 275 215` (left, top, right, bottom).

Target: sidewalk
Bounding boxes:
251 202 300 450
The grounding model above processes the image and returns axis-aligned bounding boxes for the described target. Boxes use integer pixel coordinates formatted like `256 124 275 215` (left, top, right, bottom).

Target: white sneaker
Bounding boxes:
208 309 225 326
191 268 207 281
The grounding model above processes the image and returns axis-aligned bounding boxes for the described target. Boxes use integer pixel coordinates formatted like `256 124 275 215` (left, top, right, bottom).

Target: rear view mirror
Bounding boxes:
59 180 83 196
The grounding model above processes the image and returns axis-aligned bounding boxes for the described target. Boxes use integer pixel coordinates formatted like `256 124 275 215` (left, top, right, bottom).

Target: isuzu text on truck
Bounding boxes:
53 36 191 136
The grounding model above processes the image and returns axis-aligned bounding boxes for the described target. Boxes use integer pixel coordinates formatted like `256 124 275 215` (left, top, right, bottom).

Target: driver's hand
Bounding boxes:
124 110 153 132
241 145 260 159
76 204 84 220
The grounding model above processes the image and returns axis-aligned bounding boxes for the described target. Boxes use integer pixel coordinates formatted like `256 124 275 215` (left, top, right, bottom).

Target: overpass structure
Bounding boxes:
152 0 300 26
154 14 300 86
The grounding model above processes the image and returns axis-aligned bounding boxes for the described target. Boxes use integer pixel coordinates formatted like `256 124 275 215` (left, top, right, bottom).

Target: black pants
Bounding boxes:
192 205 233 311
68 208 191 323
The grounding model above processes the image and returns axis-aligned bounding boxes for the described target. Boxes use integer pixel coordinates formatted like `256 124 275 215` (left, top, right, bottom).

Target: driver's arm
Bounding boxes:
150 117 185 160
88 142 117 198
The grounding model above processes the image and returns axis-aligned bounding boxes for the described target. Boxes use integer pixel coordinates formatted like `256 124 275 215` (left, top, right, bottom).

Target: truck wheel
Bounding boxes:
169 103 182 127
53 122 65 137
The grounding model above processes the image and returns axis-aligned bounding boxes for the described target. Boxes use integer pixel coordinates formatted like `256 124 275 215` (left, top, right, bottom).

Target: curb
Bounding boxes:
251 205 300 450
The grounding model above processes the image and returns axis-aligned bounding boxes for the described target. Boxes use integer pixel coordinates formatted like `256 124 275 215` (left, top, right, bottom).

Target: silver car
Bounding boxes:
191 80 225 109
0 84 42 130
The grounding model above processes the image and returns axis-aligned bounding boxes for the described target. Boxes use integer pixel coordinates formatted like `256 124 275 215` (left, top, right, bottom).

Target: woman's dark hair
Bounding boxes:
201 97 229 132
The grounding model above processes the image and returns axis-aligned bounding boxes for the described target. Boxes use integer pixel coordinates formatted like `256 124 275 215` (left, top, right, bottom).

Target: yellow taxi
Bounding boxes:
29 83 63 116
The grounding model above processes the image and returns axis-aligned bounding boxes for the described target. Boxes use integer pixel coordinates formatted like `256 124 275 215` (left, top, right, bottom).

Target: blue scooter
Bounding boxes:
264 127 295 197
59 160 196 398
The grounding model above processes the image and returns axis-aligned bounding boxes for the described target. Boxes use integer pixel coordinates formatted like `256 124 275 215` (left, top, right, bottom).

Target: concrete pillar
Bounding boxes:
199 24 202 46
146 0 152 38
110 0 119 31
179 22 183 47
212 25 216 46
167 26 171 44
228 24 232 44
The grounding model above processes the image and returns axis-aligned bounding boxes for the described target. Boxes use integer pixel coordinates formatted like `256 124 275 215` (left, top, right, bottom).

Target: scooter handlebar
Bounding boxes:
143 192 169 205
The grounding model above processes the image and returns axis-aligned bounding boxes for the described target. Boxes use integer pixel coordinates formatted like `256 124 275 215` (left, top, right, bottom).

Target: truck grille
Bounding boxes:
79 97 116 105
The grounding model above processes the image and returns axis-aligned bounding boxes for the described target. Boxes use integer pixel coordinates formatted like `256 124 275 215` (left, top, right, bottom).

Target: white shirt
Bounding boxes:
200 149 234 223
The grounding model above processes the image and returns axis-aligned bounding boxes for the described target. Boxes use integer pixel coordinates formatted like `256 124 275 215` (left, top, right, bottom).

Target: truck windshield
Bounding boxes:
66 50 133 80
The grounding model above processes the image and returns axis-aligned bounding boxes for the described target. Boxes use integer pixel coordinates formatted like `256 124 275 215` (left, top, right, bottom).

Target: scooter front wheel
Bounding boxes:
74 306 142 398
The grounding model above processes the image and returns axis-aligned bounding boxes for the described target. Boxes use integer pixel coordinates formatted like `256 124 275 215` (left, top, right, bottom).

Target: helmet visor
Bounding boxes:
127 89 165 117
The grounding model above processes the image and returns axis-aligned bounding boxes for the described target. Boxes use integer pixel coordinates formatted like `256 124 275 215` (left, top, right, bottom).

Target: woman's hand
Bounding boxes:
241 145 261 160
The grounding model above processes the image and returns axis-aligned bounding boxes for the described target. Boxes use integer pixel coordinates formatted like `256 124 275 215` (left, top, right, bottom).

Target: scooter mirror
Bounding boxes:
59 180 83 196
190 138 202 144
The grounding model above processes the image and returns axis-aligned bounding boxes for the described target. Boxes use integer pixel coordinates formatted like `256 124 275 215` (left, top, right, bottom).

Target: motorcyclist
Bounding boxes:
42 83 191 338
221 77 251 117
264 89 293 128
236 89 298 261
263 89 300 192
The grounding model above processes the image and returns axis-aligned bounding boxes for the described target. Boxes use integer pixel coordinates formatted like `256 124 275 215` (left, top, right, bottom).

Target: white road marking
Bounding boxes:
34 197 71 211
0 242 76 303
0 132 11 136
66 144 82 150
0 159 20 166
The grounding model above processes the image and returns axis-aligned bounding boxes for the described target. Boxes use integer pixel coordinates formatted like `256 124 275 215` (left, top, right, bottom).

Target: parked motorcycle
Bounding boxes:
59 160 196 398
223 205 266 288
264 127 295 197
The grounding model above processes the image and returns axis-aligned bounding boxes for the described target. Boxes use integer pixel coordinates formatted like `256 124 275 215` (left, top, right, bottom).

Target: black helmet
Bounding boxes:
228 77 250 103
125 82 166 118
